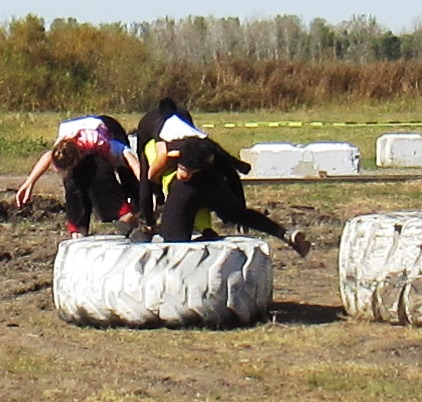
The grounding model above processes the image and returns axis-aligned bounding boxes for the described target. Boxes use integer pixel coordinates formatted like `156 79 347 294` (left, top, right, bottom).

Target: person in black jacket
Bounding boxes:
159 137 311 257
134 98 193 230
134 98 249 238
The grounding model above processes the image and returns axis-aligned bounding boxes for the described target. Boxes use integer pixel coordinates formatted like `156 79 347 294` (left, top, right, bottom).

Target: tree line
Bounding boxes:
1 14 422 113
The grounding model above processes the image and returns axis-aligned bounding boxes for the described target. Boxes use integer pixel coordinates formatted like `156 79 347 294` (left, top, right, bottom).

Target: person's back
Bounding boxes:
16 114 142 239
136 97 194 153
135 98 199 231
98 114 129 146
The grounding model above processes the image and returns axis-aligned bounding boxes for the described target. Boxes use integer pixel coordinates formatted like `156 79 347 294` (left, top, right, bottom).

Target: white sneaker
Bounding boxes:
71 232 84 239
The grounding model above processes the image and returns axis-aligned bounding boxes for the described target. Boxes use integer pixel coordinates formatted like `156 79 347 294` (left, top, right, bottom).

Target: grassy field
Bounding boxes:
2 102 422 174
1 105 422 401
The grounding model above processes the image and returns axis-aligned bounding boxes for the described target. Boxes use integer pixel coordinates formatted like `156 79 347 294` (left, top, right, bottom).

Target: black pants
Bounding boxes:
116 165 139 211
137 152 165 227
160 171 286 241
63 155 131 233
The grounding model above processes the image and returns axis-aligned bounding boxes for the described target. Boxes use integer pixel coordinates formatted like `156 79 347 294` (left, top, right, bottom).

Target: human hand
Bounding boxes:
16 183 33 208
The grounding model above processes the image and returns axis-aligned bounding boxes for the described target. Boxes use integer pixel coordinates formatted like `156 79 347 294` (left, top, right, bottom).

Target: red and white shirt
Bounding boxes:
55 116 133 166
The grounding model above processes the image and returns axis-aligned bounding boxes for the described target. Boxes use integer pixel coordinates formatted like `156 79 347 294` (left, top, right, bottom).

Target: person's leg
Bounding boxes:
84 156 132 222
217 203 287 239
137 140 165 232
205 175 311 257
217 201 311 256
116 165 139 210
161 173 310 256
63 158 94 236
91 156 153 240
160 173 252 242
138 153 157 227
160 179 201 241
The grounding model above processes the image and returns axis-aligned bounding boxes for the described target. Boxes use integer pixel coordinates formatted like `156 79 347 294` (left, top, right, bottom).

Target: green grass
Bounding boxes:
243 180 422 222
302 364 422 401
2 102 422 174
3 103 422 402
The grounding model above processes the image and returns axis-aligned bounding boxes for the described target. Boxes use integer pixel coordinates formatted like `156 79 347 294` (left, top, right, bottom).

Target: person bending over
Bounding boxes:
16 115 142 239
159 137 311 257
144 109 250 239
134 97 203 233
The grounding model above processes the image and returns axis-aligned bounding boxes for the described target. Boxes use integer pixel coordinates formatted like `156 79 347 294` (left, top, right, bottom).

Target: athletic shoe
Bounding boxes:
195 227 221 241
288 230 311 258
114 220 133 237
129 229 153 242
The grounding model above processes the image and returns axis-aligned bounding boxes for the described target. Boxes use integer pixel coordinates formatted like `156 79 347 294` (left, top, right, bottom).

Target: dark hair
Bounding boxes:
158 97 178 117
178 138 215 171
52 139 81 170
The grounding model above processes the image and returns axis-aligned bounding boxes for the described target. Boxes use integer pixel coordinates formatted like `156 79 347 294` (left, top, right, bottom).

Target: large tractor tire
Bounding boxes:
339 211 422 325
53 235 273 328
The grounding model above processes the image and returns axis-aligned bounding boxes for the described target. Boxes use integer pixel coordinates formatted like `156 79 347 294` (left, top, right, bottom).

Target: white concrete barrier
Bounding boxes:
376 132 422 167
339 211 422 325
53 235 273 328
240 141 360 179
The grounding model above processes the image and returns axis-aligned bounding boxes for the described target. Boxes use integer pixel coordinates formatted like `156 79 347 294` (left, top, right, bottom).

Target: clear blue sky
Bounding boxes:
0 0 421 34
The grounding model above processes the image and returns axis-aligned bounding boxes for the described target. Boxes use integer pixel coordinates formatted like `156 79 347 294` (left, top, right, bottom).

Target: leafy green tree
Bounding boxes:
373 31 401 60
338 14 382 63
273 15 304 61
0 15 51 110
308 18 335 62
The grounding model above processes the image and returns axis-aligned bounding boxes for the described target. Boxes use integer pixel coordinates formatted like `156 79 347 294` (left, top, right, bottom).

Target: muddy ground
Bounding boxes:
0 174 421 402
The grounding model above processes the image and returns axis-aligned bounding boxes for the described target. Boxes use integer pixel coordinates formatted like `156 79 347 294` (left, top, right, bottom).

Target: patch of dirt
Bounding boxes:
0 174 420 401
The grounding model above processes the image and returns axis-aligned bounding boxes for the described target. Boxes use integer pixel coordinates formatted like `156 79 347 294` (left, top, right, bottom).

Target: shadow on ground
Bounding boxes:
269 301 345 325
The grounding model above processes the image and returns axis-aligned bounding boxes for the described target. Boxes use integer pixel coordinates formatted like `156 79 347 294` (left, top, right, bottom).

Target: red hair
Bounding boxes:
52 139 81 170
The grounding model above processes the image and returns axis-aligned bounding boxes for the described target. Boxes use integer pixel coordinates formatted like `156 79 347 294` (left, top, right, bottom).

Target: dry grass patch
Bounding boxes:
2 109 422 401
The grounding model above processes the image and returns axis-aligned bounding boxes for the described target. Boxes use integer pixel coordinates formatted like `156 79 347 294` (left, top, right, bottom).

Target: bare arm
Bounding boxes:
147 141 169 184
16 150 53 207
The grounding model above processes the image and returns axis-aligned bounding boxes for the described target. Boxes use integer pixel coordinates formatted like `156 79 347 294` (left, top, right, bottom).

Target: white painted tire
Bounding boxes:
53 235 272 328
339 211 422 324
398 275 422 326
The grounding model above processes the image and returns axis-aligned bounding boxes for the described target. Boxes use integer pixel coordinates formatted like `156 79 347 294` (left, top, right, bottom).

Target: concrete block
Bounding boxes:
240 141 360 179
376 132 422 167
